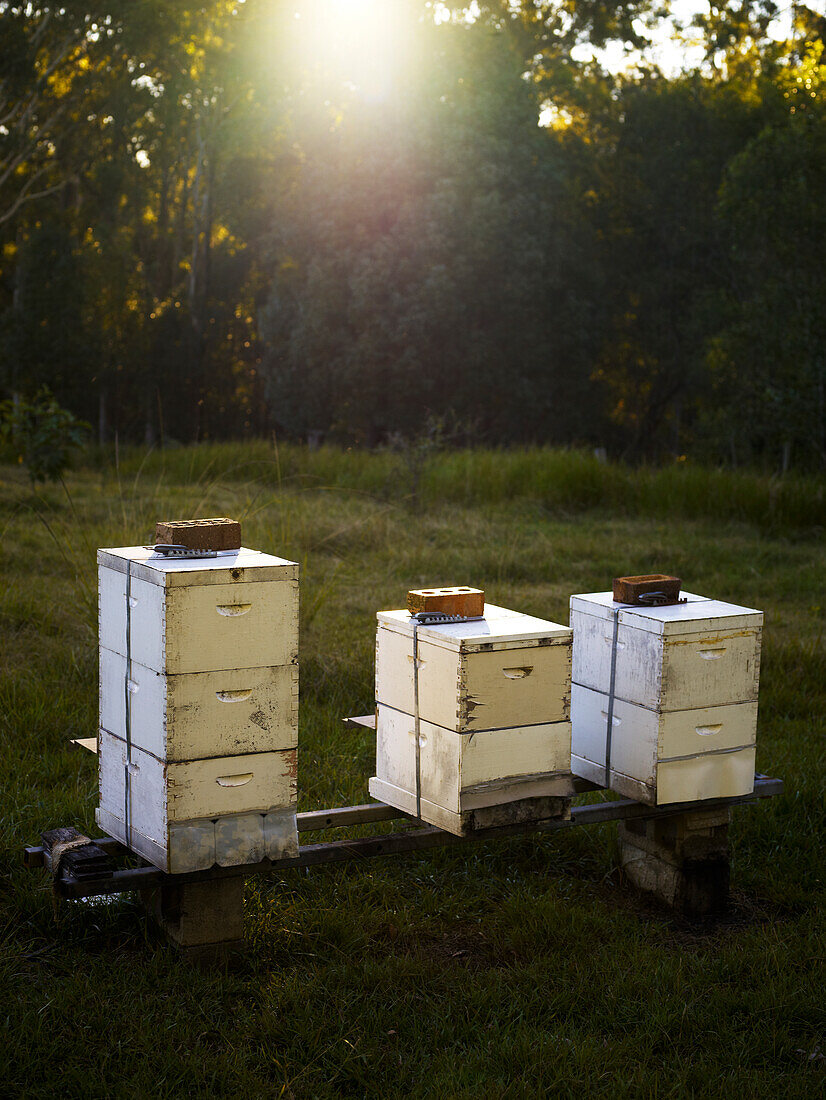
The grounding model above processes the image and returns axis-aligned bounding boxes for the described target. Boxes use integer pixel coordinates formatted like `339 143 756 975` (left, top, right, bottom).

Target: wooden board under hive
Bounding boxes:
369 603 574 836
569 590 762 805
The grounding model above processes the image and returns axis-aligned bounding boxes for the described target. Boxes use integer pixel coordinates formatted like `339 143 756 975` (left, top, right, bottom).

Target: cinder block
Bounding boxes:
142 876 245 950
619 811 731 916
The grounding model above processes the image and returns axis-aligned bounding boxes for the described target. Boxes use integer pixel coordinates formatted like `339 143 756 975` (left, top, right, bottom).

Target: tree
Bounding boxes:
708 39 826 468
260 16 604 444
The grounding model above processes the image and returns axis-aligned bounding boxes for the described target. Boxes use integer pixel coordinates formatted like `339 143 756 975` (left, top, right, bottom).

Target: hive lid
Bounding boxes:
377 603 571 651
97 545 298 587
569 591 762 636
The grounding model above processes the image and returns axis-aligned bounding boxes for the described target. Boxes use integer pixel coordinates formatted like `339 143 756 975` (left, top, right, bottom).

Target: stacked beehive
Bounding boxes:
96 528 299 872
570 587 762 805
369 588 575 835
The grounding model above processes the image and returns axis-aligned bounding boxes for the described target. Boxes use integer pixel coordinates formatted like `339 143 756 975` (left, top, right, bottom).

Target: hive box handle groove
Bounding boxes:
216 603 252 617
699 648 726 660
216 773 254 787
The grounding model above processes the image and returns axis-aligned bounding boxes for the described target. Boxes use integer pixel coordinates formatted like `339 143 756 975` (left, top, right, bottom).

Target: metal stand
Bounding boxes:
24 772 783 955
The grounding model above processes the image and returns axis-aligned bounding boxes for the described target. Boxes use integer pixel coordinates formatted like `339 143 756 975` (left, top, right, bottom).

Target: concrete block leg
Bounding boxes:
141 876 246 958
618 808 731 918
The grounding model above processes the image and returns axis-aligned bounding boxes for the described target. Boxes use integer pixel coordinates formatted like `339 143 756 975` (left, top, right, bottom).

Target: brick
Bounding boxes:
407 586 484 618
155 517 241 551
612 574 681 605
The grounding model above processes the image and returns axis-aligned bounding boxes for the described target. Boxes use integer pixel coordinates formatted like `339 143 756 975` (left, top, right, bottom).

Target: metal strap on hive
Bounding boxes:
604 607 620 789
412 618 422 821
603 573 685 787
410 608 483 821
124 561 133 848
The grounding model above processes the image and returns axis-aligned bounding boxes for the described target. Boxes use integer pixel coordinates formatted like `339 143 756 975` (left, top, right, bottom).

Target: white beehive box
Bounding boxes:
369 605 574 835
98 730 297 872
99 651 298 762
96 545 300 871
570 590 762 805
98 546 297 673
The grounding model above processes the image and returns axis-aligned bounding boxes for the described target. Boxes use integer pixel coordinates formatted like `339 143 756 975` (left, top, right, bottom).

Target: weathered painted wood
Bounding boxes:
375 703 572 816
100 571 298 675
376 604 571 732
571 743 756 806
569 591 761 638
571 684 757 774
97 728 298 871
374 604 573 833
570 590 763 805
367 776 571 836
97 804 298 874
570 593 762 712
97 543 300 873
99 729 297 822
99 650 298 761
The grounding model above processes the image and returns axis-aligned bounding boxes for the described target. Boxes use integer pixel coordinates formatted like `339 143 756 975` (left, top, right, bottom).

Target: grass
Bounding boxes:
84 440 826 537
0 445 824 1098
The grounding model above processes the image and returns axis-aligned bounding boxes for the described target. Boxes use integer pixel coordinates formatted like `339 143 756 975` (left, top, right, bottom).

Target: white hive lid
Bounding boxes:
377 603 571 651
569 590 762 636
97 545 298 587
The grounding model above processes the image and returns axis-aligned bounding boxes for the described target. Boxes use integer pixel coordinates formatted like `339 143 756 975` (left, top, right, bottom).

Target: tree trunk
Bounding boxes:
98 388 108 444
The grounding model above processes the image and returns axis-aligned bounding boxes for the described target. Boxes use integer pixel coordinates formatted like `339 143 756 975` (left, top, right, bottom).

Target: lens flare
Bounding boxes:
292 0 410 99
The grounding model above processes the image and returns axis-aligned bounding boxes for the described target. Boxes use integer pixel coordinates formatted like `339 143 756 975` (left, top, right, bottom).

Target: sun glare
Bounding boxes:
293 0 409 99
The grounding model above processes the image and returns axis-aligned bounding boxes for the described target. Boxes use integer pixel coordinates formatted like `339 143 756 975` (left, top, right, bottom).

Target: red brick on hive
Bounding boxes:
612 574 681 606
155 518 242 551
406 586 484 618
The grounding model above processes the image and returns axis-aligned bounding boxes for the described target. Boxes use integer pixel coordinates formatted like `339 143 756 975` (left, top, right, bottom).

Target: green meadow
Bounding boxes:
0 445 823 1098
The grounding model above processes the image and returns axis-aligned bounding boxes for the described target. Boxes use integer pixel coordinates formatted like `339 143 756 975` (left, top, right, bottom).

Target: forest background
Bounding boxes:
1 0 825 471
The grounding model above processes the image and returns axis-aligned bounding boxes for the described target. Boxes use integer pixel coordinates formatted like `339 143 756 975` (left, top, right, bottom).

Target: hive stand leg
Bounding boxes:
618 808 731 918
140 876 246 959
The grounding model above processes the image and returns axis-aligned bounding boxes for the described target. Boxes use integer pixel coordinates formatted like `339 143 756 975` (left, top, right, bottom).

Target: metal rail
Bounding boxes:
24 775 784 901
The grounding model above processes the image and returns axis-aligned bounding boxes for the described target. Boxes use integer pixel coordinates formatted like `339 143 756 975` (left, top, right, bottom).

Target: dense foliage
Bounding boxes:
1 1 824 468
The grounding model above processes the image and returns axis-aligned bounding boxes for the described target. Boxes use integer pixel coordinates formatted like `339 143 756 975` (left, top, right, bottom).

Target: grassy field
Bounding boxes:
0 444 824 1098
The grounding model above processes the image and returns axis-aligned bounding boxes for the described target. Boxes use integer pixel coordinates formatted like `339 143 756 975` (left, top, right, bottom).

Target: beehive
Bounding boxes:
369 604 574 835
96 544 299 872
569 590 762 805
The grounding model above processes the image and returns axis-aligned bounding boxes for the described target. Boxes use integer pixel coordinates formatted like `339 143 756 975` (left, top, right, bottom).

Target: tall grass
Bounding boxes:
82 441 826 535
1 451 824 1096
